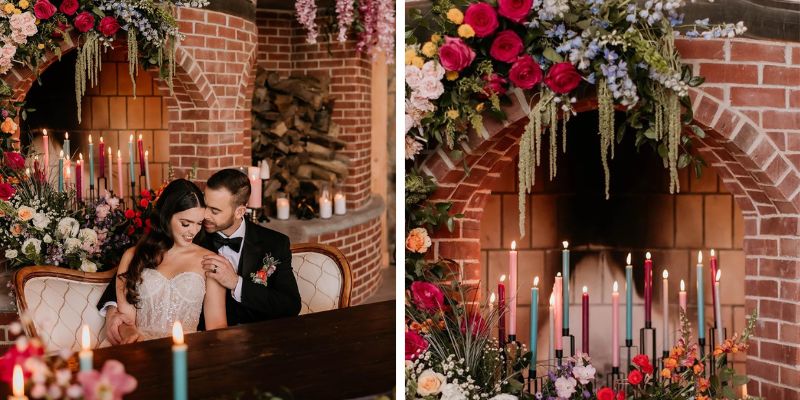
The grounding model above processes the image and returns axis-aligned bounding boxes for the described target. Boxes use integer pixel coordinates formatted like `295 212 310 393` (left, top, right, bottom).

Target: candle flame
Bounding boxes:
549 293 555 306
489 292 496 303
12 364 23 396
626 253 631 265
81 324 90 351
59 150 64 157
43 128 47 136
499 274 506 282
680 279 685 291
663 269 669 279
108 147 111 155
556 272 562 277
711 249 715 257
79 153 83 161
129 134 133 143
172 321 184 345
145 150 149 159
533 276 539 287
65 132 69 139
100 136 104 143
88 134 92 144
646 251 652 260
117 149 121 156
697 251 703 264
138 134 142 140
613 281 618 292
582 286 588 294
716 269 721 282
511 241 516 250
562 241 569 249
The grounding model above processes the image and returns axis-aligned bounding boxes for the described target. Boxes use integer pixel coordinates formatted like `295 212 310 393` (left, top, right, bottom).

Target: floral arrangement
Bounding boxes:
536 353 604 400
0 0 209 128
0 321 136 399
405 0 746 234
294 0 395 60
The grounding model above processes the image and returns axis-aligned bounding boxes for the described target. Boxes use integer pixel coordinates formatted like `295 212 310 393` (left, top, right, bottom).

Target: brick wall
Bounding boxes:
421 37 800 399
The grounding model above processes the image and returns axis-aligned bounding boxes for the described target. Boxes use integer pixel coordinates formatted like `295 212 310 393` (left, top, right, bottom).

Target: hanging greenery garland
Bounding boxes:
406 0 746 236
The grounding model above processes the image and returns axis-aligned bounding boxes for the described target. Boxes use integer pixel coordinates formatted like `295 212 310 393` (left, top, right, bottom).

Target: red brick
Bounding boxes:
676 39 725 60
730 87 786 108
762 110 800 130
763 65 800 86
731 42 787 63
699 63 758 84
761 341 799 364
761 259 800 279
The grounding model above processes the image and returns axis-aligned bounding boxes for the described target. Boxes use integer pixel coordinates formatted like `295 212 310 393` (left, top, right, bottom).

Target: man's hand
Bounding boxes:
118 323 141 344
202 254 239 290
105 307 136 345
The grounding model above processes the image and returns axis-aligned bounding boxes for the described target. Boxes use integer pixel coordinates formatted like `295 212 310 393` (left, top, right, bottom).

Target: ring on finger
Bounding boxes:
213 266 218 273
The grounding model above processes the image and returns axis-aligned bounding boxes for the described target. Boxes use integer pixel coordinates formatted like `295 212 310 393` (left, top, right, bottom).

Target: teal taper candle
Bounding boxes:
530 276 539 370
696 251 705 340
625 253 633 341
79 325 92 372
172 321 188 400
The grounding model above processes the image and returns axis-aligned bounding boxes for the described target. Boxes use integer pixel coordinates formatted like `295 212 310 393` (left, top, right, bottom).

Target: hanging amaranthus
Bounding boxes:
127 29 139 97
597 78 615 200
75 33 102 124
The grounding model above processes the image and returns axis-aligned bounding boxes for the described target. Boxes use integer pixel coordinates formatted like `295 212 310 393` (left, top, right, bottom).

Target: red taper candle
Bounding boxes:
644 252 653 327
98 136 105 178
710 249 718 328
137 134 145 175
582 286 589 355
498 275 506 347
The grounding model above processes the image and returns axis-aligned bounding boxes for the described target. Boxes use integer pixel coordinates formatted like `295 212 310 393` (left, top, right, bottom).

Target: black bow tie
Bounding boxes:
211 235 243 252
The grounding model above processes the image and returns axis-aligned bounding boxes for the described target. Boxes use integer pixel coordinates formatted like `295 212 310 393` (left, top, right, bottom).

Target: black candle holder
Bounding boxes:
620 342 638 373
562 328 576 357
607 366 623 388
640 322 657 367
698 336 706 377
708 326 727 377
555 349 563 366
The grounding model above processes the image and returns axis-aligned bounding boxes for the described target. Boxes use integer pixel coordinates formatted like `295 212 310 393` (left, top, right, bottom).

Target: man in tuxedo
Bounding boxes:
97 169 301 344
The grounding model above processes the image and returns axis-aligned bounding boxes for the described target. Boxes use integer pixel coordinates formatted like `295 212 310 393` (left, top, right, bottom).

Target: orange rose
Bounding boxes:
1 117 17 134
10 223 23 236
693 364 704 375
406 227 432 253
660 368 671 379
16 206 33 221
664 357 677 369
697 377 710 392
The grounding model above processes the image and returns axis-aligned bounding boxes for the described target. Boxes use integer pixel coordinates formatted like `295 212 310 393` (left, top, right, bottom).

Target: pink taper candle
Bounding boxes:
116 149 124 198
554 273 563 351
42 129 49 173
679 279 687 314
612 281 619 367
509 241 518 337
498 275 506 346
662 269 669 352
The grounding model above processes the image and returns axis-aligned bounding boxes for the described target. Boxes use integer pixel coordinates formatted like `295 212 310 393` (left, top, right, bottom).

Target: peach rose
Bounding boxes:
10 223 23 236
416 369 446 396
1 117 17 134
16 205 33 221
405 227 431 253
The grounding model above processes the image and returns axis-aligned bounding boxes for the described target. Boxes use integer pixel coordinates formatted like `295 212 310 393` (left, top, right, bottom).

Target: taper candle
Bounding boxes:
710 249 719 328
42 129 49 174
489 292 496 338
137 134 145 176
63 132 70 159
144 150 151 190
172 321 188 400
58 150 64 192
679 280 687 313
644 252 653 326
128 135 135 192
98 136 105 178
662 269 669 352
612 281 619 367
581 286 589 355
715 270 723 344
554 273 563 351
696 251 705 340
107 148 112 195
76 155 83 202
562 241 570 334
498 275 506 345
79 325 92 372
116 149 124 198
625 253 632 342
530 276 539 365
549 293 555 360
88 135 95 188
509 241 518 337
10 364 27 400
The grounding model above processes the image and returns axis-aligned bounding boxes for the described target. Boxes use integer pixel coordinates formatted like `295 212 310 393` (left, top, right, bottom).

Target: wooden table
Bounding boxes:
71 301 393 399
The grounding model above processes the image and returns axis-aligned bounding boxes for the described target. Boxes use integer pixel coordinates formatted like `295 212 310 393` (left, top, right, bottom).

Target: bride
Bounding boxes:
114 179 227 341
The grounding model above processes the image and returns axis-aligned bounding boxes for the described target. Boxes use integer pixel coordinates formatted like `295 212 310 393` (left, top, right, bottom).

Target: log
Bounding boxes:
305 142 335 159
304 131 346 149
309 158 348 177
270 121 288 137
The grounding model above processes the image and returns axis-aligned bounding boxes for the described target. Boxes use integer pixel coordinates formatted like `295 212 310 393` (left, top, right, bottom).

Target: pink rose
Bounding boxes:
463 3 498 38
98 16 119 37
33 0 57 19
437 36 475 72
77 360 137 400
405 330 428 360
410 281 444 313
59 0 78 16
481 74 507 98
508 55 543 89
4 152 24 170
544 62 582 94
489 30 523 63
74 11 95 33
498 0 533 23
0 340 44 383
0 183 15 201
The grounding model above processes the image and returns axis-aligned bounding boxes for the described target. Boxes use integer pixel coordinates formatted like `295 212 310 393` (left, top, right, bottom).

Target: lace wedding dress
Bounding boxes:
135 268 206 340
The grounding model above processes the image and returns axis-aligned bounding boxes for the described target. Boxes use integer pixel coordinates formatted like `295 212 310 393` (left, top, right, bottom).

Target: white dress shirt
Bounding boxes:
99 218 247 316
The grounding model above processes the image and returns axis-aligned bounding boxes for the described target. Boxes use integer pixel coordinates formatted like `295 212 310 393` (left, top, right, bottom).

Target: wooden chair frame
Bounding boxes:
290 243 353 308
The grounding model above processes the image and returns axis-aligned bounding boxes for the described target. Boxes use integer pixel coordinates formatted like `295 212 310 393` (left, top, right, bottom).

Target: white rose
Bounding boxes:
31 213 50 230
489 395 518 400
4 249 17 259
422 60 446 81
440 383 467 400
64 238 81 254
106 196 120 210
408 91 435 113
56 217 79 238
95 204 110 221
405 65 423 89
79 259 97 273
416 369 446 396
43 234 52 244
78 228 98 247
21 238 41 255
572 364 596 385
415 76 445 100
555 376 577 399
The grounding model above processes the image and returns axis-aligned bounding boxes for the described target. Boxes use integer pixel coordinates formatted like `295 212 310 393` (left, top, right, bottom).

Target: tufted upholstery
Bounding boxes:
290 243 352 314
14 267 114 353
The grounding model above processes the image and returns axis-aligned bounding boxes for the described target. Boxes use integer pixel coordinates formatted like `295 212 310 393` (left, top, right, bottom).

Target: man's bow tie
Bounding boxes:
211 235 243 252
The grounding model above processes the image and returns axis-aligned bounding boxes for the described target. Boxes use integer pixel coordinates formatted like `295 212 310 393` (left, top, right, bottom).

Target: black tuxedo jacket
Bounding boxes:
96 220 302 328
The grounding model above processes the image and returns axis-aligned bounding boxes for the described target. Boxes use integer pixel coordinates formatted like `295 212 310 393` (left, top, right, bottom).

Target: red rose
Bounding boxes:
139 199 149 208
124 209 135 219
596 387 615 400
498 0 532 23
0 340 44 383
405 330 428 360
463 3 498 38
126 226 135 236
489 30 523 63
627 369 643 385
410 281 444 312
141 190 152 200
135 211 141 218
632 354 650 368
544 62 582 94
73 11 95 33
98 16 119 37
0 183 15 200
3 152 24 170
617 390 625 400
508 55 542 89
134 218 143 228
481 74 507 98
59 0 78 15
438 36 476 72
33 0 57 19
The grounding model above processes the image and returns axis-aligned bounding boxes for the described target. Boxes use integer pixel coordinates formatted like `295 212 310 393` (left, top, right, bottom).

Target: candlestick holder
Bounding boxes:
129 181 137 208
621 341 638 372
555 349 563 367
562 329 576 357
96 177 107 197
640 323 657 368
708 326 727 377
608 366 623 388
698 337 706 360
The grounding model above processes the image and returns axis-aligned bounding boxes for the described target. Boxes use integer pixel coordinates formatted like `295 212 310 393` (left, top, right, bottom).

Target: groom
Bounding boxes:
97 169 302 344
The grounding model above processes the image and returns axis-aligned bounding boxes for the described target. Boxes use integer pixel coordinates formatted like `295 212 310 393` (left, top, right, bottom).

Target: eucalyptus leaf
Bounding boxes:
678 153 690 168
543 47 563 62
689 75 705 87
690 125 706 138
643 128 657 139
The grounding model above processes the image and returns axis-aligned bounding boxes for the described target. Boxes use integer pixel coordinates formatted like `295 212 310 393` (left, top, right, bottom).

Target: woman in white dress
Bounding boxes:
115 179 227 340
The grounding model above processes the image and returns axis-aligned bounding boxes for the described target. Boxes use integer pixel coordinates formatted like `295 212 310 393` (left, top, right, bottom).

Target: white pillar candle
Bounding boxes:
259 159 270 180
334 192 346 215
319 197 332 219
276 197 290 220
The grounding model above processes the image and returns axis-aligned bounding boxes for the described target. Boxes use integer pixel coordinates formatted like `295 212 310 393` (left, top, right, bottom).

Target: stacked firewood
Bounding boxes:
251 68 349 199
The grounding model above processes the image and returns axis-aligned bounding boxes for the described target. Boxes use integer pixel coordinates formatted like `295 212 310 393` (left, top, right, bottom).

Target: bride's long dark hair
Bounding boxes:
119 179 205 307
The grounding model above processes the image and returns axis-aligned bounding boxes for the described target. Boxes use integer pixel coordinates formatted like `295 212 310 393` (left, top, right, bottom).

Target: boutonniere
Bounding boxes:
250 254 280 286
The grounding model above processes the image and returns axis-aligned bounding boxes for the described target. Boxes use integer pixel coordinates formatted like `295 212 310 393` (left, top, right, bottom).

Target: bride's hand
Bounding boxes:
118 323 141 344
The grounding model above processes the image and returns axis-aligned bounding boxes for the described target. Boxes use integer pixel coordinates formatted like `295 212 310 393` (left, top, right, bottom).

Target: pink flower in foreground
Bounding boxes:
77 360 137 400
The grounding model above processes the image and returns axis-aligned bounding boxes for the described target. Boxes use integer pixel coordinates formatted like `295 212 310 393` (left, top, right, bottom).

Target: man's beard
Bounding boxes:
203 215 235 233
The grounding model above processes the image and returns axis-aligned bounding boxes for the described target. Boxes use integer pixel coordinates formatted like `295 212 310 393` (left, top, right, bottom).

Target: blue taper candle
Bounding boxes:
625 253 633 341
88 135 95 188
562 241 569 332
696 251 706 340
530 276 539 369
57 151 64 192
79 325 92 372
172 321 188 400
